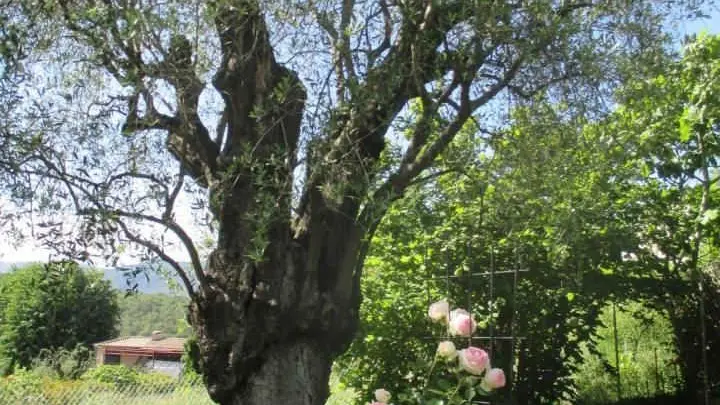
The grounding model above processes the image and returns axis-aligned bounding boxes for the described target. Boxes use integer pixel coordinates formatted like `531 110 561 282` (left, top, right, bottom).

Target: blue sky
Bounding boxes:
674 7 720 37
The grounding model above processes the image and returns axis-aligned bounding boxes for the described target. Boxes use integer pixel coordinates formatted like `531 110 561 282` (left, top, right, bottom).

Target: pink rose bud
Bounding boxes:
428 299 450 323
374 388 391 403
458 346 490 375
436 340 458 360
449 308 477 337
482 368 506 390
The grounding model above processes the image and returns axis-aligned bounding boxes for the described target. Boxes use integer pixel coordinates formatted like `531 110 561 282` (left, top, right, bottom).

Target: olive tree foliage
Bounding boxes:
0 1 707 404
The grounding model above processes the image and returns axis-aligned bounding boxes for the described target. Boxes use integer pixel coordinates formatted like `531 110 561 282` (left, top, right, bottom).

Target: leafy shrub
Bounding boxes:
0 368 43 399
572 301 682 404
181 336 202 378
31 345 94 379
0 368 90 402
327 370 359 405
136 370 177 393
80 365 142 389
80 364 188 394
0 368 214 405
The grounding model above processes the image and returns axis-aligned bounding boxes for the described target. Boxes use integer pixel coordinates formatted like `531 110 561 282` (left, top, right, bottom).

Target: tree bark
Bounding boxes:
238 339 332 405
189 235 361 405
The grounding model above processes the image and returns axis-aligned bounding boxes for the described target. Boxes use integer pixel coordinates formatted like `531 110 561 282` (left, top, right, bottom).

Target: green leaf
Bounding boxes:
679 108 692 142
700 209 719 225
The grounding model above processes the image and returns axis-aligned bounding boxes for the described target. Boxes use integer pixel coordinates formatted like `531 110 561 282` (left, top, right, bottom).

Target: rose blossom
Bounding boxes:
448 308 477 337
428 299 450 323
436 340 457 360
374 388 391 403
481 368 506 390
458 346 490 375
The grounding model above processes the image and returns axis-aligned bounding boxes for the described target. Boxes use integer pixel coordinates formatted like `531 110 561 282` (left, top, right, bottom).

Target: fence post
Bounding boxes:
654 347 660 395
612 301 622 400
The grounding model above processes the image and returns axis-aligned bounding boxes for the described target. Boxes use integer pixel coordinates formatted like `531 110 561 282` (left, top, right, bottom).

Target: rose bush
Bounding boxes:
367 300 506 405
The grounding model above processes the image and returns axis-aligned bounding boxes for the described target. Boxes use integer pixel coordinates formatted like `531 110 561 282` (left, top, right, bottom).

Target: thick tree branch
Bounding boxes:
367 0 393 66
122 91 178 132
316 0 474 166
470 56 524 110
80 207 207 292
294 1 485 267
59 1 220 187
339 0 357 82
165 167 185 221
33 150 206 296
115 218 196 297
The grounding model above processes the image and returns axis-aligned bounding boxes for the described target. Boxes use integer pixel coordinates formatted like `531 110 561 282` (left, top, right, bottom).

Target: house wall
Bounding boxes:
95 348 105 365
94 347 183 377
120 354 145 366
147 359 183 377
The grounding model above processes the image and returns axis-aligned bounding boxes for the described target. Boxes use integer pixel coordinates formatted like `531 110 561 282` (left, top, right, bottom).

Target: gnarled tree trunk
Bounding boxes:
189 234 365 405
184 6 370 404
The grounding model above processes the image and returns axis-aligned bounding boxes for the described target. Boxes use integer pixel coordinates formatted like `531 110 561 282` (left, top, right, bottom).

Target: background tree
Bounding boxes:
338 33 720 405
599 32 720 403
573 302 681 404
118 293 190 337
338 103 639 404
0 1 706 404
0 261 119 375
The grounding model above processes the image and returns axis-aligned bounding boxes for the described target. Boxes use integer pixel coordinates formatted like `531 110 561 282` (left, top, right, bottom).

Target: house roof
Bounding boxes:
94 336 186 356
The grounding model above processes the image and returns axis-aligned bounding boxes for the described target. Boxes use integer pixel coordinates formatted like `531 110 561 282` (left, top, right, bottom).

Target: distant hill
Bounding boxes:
118 293 190 337
0 261 32 274
0 261 190 295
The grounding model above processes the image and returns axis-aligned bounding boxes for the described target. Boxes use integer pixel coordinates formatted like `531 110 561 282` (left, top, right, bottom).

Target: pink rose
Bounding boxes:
449 308 477 337
428 299 450 323
374 388 391 403
482 368 506 390
458 346 489 375
436 340 457 360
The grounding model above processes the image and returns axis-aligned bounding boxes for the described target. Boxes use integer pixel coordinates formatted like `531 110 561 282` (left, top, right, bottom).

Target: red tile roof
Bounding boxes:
94 336 186 356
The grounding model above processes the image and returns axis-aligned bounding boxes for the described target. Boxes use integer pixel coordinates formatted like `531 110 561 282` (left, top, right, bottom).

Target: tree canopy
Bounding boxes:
0 1 712 404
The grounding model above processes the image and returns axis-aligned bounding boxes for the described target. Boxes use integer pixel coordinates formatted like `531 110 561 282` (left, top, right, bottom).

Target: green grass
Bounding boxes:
69 388 216 405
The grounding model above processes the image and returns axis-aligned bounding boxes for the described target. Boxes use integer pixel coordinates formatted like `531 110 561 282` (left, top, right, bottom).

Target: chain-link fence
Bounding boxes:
0 375 214 405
